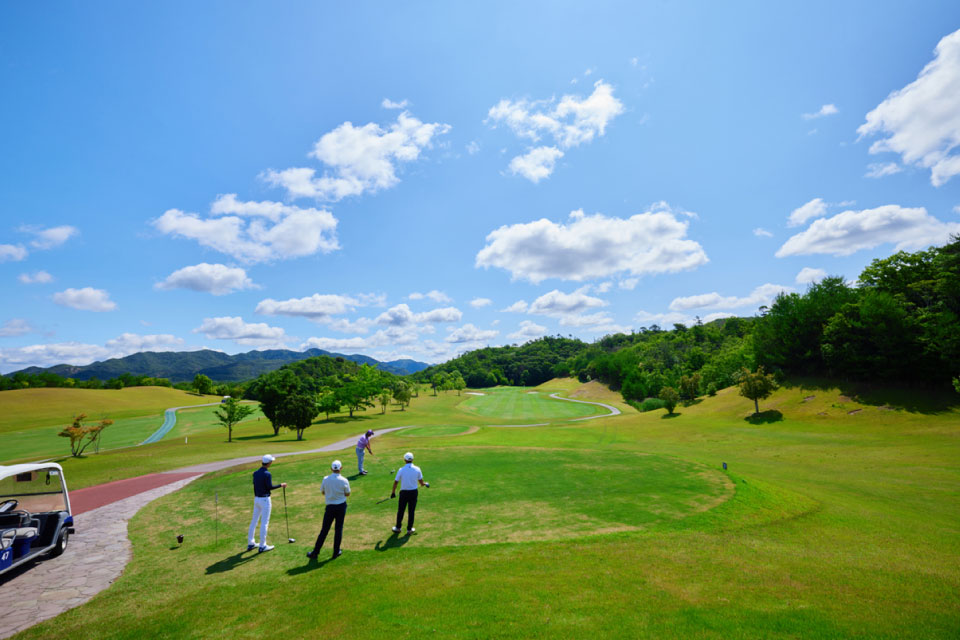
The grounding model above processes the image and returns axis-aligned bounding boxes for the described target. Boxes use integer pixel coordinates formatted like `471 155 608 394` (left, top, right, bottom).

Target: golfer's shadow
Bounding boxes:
287 555 338 575
205 551 257 574
374 532 410 552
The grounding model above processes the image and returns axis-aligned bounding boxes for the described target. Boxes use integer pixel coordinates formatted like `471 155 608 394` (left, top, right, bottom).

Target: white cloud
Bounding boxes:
263 110 451 201
467 141 480 155
802 104 838 120
52 287 116 312
796 267 828 284
417 307 463 323
788 198 828 227
21 225 78 250
507 320 548 342
445 323 499 344
0 319 34 337
0 334 187 371
858 29 960 186
528 288 606 316
376 303 417 327
301 323 430 353
194 316 290 348
777 205 960 257
753 228 773 237
594 281 612 293
502 300 529 313
381 98 409 110
155 263 255 296
619 278 639 290
154 197 338 264
487 80 624 180
469 297 492 308
409 290 452 303
319 317 375 334
476 206 707 284
634 310 694 326
669 283 792 312
865 162 903 178
0 245 28 262
18 270 53 284
255 294 362 320
630 57 639 67
301 336 370 352
508 146 564 183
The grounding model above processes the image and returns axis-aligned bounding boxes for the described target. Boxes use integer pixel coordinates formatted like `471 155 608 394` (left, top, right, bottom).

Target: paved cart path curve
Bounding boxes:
0 426 411 639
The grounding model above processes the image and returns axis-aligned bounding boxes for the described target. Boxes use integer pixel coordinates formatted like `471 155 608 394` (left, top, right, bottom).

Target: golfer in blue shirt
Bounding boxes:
247 454 286 553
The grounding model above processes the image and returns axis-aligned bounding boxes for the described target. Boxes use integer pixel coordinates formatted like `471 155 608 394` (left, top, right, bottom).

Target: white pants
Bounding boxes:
248 496 272 546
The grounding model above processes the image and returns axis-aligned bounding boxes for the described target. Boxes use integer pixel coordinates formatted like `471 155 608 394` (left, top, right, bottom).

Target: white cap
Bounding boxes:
331 460 342 471
262 454 275 464
404 452 414 462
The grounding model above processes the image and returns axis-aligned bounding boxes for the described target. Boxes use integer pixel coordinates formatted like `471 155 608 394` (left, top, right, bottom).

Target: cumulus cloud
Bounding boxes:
445 323 499 344
409 290 452 303
776 205 960 257
619 278 638 290
301 324 429 352
301 336 370 352
528 288 606 316
476 206 707 284
0 244 28 262
507 320 548 342
802 104 838 120
18 271 53 284
418 307 463 323
634 310 734 328
381 98 409 110
194 317 290 348
155 263 255 296
865 162 903 179
467 141 480 155
796 267 828 284
788 198 828 227
487 80 624 181
0 319 34 337
255 294 362 321
262 110 451 200
154 196 338 264
21 225 78 250
375 303 461 326
753 228 773 237
669 283 792 312
502 300 529 313
508 146 564 183
0 333 187 371
52 287 116 312
858 29 960 186
469 297 492 308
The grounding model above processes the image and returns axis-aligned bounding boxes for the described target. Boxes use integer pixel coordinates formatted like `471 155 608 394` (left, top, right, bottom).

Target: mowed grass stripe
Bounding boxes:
459 388 604 421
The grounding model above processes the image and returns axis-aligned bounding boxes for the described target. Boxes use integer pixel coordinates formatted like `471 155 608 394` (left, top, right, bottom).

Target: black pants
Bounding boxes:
312 502 347 554
396 489 418 530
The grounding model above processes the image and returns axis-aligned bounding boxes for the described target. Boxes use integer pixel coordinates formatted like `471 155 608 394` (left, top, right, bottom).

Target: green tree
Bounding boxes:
379 388 391 414
317 390 341 419
58 413 113 457
276 394 318 441
214 397 256 443
451 371 466 396
678 373 701 402
430 373 443 396
658 386 679 415
737 366 778 415
193 373 214 395
393 381 412 410
248 369 302 435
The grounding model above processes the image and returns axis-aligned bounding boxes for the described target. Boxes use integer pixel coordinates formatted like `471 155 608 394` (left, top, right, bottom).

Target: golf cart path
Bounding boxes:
549 393 622 420
0 426 411 639
139 402 225 445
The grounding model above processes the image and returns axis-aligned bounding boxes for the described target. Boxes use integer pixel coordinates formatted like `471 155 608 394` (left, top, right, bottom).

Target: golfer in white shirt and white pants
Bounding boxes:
391 452 428 534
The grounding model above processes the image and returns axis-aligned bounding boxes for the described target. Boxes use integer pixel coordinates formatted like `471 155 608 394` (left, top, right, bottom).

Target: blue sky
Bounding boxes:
2 1 960 373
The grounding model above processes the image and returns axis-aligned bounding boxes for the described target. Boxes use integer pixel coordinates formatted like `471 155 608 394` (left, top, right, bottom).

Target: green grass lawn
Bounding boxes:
12 380 960 639
458 386 606 421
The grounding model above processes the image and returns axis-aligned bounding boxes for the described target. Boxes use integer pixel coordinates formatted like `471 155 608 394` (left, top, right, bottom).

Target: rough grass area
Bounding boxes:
9 380 960 639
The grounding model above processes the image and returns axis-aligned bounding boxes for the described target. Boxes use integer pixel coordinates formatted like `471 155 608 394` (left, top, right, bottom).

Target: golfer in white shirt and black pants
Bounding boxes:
307 460 350 560
391 452 428 534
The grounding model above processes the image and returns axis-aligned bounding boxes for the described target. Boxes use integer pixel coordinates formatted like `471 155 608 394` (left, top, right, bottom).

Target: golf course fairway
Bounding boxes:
8 383 960 639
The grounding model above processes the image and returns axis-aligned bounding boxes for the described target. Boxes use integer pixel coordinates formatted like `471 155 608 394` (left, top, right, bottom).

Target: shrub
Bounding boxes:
639 397 665 412
707 382 718 396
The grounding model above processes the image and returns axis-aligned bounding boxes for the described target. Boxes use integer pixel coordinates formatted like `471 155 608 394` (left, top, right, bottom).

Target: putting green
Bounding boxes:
400 424 475 437
458 387 605 422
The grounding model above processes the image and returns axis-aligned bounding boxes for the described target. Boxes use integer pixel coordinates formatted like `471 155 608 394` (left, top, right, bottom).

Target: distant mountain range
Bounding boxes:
9 348 430 382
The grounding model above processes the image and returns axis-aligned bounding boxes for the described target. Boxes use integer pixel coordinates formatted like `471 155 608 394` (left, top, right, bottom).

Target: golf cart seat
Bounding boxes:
1 527 38 539
0 537 10 550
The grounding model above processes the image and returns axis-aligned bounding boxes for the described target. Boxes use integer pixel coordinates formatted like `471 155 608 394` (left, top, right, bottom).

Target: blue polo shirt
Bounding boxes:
253 467 280 497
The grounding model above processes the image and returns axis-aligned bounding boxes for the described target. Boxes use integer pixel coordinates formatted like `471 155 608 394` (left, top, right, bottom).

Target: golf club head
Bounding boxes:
288 538 296 543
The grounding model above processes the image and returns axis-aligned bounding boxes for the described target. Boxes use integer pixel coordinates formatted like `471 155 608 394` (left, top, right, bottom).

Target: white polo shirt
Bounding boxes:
321 473 350 505
395 463 423 491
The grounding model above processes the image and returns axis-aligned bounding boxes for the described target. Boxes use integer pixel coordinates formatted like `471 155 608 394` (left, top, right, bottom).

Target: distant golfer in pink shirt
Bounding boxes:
356 430 374 475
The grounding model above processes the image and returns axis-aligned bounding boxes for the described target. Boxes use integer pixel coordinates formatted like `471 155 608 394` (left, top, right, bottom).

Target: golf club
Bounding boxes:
376 495 396 505
282 486 295 543
214 491 219 546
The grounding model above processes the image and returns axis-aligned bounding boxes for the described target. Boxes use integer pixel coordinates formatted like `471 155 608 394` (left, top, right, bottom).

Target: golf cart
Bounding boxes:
0 463 74 577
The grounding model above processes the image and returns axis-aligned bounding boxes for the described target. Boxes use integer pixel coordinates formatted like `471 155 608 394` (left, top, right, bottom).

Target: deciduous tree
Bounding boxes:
737 366 778 415
58 414 113 457
214 397 255 443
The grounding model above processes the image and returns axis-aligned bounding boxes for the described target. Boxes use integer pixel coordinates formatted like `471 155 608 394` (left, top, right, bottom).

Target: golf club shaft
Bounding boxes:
283 486 291 539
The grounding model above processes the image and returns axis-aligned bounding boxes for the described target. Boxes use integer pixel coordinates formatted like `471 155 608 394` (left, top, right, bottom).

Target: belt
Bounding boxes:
255 494 270 498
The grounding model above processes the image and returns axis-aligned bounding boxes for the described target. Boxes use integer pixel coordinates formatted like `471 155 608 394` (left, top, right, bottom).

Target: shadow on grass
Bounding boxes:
205 551 257 574
232 433 277 441
287 554 340 575
744 410 784 424
317 415 375 425
374 532 411 552
661 412 681 419
681 399 703 407
782 376 959 414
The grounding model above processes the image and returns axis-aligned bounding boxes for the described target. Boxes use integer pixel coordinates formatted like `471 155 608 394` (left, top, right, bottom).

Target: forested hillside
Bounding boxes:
419 238 960 405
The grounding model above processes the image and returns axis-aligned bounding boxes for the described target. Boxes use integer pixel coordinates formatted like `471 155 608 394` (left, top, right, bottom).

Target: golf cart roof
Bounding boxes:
0 462 65 483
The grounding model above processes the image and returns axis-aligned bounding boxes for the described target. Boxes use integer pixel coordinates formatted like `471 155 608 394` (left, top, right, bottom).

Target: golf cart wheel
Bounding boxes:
50 527 68 557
